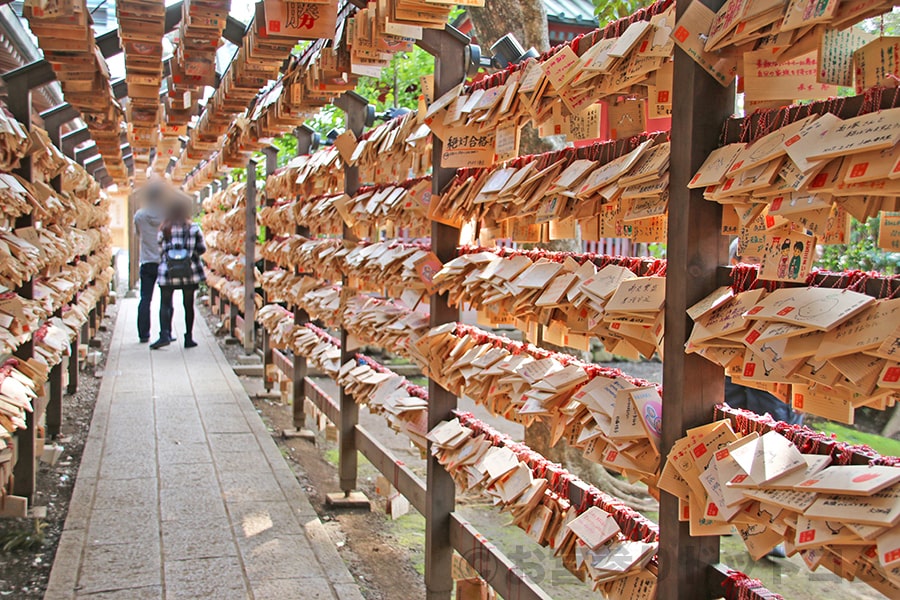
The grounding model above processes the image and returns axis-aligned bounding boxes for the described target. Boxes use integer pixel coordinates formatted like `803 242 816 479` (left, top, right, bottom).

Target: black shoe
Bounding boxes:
139 338 149 344
149 338 171 350
184 337 198 349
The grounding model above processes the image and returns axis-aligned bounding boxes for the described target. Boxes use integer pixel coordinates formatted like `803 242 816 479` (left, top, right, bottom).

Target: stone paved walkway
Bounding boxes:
45 297 364 600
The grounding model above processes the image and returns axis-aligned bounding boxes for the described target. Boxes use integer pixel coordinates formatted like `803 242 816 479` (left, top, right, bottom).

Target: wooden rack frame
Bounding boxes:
0 70 111 509
186 2 900 598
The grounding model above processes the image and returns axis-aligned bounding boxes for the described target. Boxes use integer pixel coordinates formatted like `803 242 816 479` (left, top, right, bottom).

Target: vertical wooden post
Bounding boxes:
67 327 79 395
220 176 230 326
328 92 370 507
243 158 258 354
260 146 279 389
229 300 237 338
42 108 72 439
5 66 37 503
418 27 467 600
291 126 314 429
128 190 139 292
660 1 733 598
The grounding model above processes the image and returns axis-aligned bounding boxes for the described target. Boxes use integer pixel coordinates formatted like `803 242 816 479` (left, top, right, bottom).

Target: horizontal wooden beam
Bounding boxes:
305 377 341 425
75 144 99 164
707 563 781 600
724 87 900 145
299 374 556 600
112 78 127 99
1 59 55 90
39 103 79 128
83 156 103 172
355 425 426 514
62 127 91 155
717 266 900 299
95 28 121 59
449 515 553 600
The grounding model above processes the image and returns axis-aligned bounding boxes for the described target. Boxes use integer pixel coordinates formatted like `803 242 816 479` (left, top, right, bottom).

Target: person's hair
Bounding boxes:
793 240 804 251
161 201 191 241
144 181 165 206
781 239 791 251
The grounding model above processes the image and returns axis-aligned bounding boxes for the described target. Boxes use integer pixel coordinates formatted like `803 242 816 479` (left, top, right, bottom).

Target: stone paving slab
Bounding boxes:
45 298 364 600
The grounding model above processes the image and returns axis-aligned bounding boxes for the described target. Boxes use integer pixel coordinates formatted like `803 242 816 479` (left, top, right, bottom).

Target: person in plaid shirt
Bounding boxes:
150 200 207 350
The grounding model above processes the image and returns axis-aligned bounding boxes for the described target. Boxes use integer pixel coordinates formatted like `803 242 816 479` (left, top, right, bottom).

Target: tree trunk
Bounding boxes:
466 1 550 56
467 1 556 156
882 404 900 439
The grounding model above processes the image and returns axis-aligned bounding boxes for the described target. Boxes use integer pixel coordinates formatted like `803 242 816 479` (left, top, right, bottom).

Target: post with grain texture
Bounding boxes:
260 146 279 390
661 0 733 598
327 92 371 509
243 158 257 354
41 105 77 438
3 62 44 504
291 126 315 431
417 26 467 600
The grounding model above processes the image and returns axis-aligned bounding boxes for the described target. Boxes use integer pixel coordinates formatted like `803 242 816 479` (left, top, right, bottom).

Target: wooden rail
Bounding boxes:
274 347 554 600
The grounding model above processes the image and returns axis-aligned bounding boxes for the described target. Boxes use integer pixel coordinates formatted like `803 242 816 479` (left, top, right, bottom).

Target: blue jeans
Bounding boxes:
138 262 160 340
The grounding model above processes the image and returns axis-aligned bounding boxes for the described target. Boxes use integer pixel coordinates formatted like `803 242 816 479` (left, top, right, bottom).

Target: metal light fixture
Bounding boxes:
376 106 412 122
490 34 539 69
467 33 539 75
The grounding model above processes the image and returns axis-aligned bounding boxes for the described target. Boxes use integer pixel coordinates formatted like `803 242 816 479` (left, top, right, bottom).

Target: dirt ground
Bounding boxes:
0 303 116 599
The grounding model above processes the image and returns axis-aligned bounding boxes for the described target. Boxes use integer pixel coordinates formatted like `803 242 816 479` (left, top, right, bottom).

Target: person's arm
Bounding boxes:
157 230 165 261
194 225 207 256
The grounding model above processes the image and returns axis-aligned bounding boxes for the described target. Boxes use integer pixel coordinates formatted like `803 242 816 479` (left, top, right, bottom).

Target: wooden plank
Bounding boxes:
229 302 238 339
291 134 312 429
419 26 468 600
0 495 29 518
449 515 553 600
660 1 734 598
301 377 551 600
304 377 341 426
355 425 427 515
8 76 35 505
260 147 279 391
45 120 65 439
67 328 79 395
292 309 308 429
717 265 900 299
272 349 293 380
243 159 257 354
334 91 369 495
708 563 781 600
724 87 900 145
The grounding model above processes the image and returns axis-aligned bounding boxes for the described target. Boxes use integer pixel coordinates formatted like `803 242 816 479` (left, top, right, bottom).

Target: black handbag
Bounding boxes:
165 247 193 280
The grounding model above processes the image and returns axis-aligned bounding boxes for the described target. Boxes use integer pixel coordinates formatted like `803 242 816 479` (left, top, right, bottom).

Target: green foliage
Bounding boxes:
355 46 433 111
305 104 346 139
819 216 899 275
592 0 651 24
271 134 298 167
811 420 900 456
861 8 900 35
229 157 266 184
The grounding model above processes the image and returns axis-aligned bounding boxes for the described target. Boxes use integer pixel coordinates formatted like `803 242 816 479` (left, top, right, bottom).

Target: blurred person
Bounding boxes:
133 182 166 343
150 199 206 350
